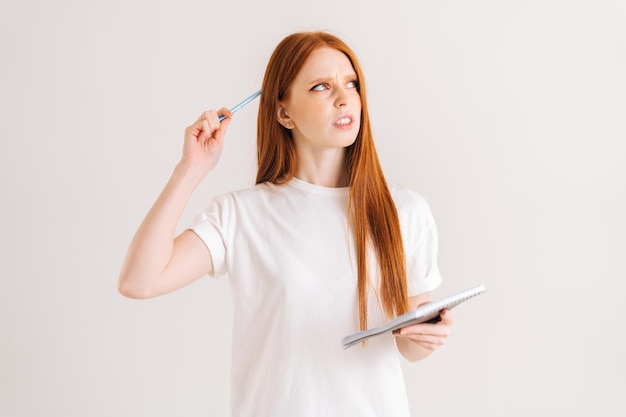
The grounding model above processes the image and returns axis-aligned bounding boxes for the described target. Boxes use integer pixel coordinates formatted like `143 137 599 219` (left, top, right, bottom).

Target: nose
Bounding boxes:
334 87 349 108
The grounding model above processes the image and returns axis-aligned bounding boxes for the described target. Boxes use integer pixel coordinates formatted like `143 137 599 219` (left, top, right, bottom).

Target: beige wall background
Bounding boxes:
1 0 624 415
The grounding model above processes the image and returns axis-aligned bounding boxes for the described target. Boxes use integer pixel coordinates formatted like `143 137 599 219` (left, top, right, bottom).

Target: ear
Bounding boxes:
276 106 293 129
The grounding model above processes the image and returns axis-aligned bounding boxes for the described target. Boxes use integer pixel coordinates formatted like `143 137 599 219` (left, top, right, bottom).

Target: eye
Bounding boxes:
310 83 328 91
347 79 358 89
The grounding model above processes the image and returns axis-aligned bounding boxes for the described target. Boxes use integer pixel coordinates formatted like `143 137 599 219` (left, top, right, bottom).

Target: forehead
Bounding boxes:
295 47 356 80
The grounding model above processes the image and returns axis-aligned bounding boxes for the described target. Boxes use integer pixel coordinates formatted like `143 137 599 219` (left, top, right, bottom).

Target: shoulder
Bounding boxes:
210 182 275 203
205 182 294 214
194 183 277 227
387 182 431 214
387 181 439 234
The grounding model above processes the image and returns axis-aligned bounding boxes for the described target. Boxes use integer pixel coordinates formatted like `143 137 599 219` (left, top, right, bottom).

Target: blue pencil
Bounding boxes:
219 89 262 121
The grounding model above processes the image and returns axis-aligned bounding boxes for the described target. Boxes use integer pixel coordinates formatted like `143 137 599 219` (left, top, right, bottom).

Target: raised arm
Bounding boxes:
117 109 232 299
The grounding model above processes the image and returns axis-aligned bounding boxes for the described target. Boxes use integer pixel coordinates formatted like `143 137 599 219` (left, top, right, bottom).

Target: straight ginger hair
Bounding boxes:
256 32 408 331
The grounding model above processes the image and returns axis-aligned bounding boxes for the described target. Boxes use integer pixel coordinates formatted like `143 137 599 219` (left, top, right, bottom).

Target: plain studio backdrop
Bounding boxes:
1 0 624 416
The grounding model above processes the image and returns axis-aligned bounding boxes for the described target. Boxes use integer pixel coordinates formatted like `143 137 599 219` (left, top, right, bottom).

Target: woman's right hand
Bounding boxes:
181 107 232 174
118 108 232 299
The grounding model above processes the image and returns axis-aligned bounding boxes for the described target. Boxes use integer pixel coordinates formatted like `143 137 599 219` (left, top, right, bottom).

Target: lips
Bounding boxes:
334 114 356 128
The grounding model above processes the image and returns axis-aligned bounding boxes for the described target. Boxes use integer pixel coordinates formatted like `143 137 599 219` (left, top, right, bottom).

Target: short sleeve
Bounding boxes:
393 186 443 296
189 193 231 278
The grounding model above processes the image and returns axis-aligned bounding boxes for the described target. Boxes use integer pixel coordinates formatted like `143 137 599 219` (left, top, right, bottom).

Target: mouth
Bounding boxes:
334 115 356 128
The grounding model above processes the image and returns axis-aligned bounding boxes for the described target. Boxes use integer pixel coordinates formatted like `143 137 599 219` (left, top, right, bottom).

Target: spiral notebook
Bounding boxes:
341 283 486 349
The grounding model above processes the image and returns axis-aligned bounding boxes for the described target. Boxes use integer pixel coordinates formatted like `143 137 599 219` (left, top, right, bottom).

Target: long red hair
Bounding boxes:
256 32 408 330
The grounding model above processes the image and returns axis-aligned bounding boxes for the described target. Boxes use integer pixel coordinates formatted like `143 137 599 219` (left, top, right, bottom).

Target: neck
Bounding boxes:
294 147 349 188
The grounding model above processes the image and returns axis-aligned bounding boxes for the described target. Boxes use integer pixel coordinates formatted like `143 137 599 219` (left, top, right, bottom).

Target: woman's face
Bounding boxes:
279 47 362 153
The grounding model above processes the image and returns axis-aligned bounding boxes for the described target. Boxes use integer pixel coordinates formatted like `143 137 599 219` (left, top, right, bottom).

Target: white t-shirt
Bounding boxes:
191 177 442 417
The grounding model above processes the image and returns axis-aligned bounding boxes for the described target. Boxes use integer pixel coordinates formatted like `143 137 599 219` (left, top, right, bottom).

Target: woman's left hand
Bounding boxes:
393 309 454 352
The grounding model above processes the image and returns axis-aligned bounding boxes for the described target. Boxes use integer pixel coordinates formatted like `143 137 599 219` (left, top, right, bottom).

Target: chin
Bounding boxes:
341 136 358 148
339 130 359 148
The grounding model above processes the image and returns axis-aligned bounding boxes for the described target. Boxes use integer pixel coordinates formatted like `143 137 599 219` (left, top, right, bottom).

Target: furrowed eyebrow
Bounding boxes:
308 74 358 87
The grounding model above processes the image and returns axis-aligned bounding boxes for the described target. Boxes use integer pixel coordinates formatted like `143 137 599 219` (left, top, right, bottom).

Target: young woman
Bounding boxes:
119 31 453 416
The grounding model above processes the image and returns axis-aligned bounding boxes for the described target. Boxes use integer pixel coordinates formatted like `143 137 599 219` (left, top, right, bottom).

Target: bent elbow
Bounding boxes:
117 274 155 300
